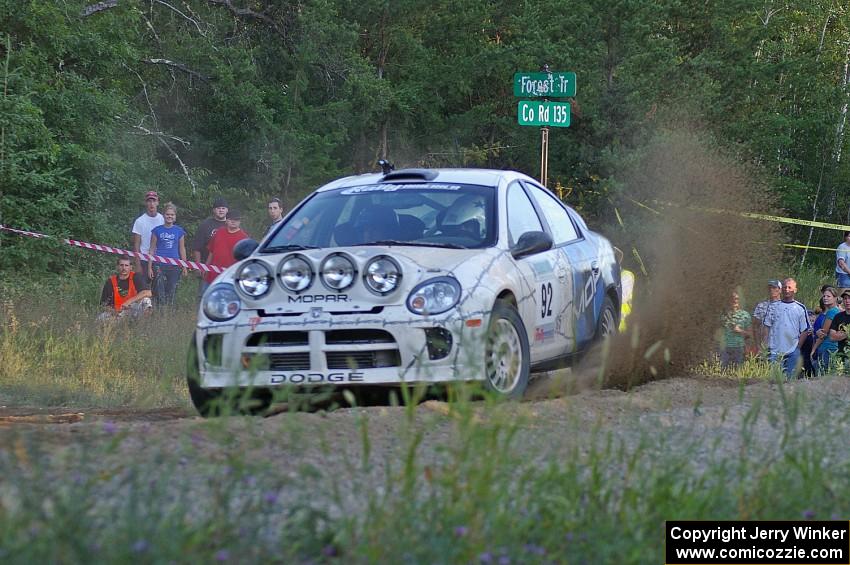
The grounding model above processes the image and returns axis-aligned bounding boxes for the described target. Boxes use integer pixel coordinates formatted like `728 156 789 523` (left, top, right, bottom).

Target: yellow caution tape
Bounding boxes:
651 199 850 232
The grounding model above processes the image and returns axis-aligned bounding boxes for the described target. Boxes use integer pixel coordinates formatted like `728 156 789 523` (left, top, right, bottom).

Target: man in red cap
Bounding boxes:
132 190 164 290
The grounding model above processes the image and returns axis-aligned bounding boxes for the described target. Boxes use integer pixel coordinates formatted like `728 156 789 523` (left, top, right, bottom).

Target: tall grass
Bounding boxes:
1 376 848 563
0 298 193 407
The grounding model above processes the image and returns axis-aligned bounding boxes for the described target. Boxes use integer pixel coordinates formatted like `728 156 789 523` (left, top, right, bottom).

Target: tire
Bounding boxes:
595 296 618 340
484 301 531 399
186 338 271 417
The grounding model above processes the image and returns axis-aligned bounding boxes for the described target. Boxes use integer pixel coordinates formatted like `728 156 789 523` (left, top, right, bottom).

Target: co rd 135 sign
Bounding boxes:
517 100 571 128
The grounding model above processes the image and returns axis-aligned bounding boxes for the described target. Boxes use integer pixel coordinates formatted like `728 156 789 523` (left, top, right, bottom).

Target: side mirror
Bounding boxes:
511 231 553 260
233 239 259 261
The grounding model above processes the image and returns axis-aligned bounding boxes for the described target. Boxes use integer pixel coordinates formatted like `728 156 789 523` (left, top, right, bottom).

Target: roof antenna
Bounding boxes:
378 159 395 175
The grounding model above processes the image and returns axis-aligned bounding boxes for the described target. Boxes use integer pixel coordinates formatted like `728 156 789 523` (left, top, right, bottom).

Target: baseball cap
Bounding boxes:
213 197 228 208
226 209 242 220
842 290 850 299
145 190 159 200
767 279 782 288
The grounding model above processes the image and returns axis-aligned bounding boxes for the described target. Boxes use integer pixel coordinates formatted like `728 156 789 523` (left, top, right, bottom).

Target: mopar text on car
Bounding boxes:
188 168 621 415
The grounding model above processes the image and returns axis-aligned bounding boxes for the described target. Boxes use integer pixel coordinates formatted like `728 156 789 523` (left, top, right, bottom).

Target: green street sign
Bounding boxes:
513 72 576 97
517 100 571 127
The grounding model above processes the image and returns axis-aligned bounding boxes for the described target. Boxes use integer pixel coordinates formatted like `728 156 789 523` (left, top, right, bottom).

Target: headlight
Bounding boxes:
406 277 461 315
320 253 356 291
235 260 273 298
203 285 241 321
278 254 313 293
364 256 402 295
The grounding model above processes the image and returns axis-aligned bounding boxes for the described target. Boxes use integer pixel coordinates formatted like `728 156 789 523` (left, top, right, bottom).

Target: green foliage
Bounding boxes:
2 0 850 274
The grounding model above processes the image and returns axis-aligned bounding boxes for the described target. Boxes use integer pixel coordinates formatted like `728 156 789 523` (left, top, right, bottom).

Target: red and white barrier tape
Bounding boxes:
0 224 223 273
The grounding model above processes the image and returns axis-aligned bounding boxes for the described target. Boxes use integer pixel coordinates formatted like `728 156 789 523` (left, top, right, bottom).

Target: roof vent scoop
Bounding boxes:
381 168 439 181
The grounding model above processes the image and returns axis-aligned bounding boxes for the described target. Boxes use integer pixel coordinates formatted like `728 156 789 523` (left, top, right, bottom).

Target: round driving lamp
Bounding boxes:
364 256 401 295
320 253 356 291
235 260 273 298
278 254 313 292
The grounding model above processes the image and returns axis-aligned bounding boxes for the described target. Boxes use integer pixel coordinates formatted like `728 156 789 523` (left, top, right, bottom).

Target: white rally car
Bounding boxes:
188 168 621 415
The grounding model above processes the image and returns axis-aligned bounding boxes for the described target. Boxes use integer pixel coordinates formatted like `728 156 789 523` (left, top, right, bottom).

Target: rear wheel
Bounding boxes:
186 338 272 417
484 302 530 399
595 296 618 340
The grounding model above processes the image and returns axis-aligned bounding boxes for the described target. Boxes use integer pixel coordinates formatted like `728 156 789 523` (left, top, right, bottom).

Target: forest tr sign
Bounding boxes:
515 68 575 186
513 72 576 97
514 70 574 128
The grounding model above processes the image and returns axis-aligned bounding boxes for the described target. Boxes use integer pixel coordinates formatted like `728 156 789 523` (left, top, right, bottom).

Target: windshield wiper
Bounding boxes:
353 240 468 249
262 244 318 252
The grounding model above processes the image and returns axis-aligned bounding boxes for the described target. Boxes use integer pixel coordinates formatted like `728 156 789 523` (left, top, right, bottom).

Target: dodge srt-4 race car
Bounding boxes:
188 168 621 415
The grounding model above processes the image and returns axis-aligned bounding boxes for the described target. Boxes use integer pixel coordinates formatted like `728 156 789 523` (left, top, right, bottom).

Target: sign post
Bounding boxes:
514 66 575 188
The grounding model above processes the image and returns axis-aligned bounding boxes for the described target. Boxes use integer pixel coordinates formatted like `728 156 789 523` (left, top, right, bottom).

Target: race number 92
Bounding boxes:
540 282 553 318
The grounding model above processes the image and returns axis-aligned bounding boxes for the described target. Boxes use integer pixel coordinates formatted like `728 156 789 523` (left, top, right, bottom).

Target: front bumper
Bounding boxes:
194 307 489 389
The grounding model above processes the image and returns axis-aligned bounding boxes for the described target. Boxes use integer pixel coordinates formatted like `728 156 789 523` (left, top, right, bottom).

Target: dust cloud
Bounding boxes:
566 128 783 393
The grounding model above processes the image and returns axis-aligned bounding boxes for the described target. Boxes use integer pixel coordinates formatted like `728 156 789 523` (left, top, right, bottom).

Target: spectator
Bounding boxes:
800 309 818 378
836 231 850 288
132 190 164 290
205 209 249 285
763 278 811 379
811 286 841 374
720 291 751 369
97 257 152 321
148 202 188 307
751 279 782 354
266 197 284 237
828 291 850 372
192 197 228 297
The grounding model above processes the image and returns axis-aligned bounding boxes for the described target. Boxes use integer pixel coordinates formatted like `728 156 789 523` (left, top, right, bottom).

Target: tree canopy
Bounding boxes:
2 0 849 273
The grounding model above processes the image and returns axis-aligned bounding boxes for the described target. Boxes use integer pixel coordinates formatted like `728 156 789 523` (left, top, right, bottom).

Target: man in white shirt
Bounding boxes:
763 277 811 379
132 190 164 288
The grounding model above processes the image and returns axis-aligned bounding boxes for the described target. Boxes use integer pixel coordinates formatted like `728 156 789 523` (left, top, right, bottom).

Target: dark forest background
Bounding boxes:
2 0 850 276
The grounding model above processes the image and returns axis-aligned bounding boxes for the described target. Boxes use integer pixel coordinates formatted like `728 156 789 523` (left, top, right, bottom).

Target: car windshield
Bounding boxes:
262 183 497 250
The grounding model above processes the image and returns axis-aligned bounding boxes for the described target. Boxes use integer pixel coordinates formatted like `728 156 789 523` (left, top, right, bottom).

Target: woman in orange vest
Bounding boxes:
97 257 153 321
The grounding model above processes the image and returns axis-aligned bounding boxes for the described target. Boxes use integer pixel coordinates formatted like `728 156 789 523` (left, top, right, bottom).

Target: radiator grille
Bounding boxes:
326 350 400 369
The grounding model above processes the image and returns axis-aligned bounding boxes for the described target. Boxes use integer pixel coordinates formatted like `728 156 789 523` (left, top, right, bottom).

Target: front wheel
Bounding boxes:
484 302 531 399
186 338 272 417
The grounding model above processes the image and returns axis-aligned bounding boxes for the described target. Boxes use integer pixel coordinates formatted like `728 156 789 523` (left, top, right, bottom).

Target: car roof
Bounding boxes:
316 168 532 192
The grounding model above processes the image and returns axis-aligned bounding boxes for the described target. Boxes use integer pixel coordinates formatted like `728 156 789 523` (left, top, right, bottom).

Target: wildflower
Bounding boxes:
478 552 494 564
523 544 546 555
564 532 574 542
454 525 468 537
263 491 279 505
321 545 338 557
102 421 118 435
803 509 815 520
214 549 230 561
131 539 149 553
498 556 511 565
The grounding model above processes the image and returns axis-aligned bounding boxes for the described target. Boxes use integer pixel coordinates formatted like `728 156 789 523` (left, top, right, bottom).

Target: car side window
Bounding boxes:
525 183 580 245
507 183 543 245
